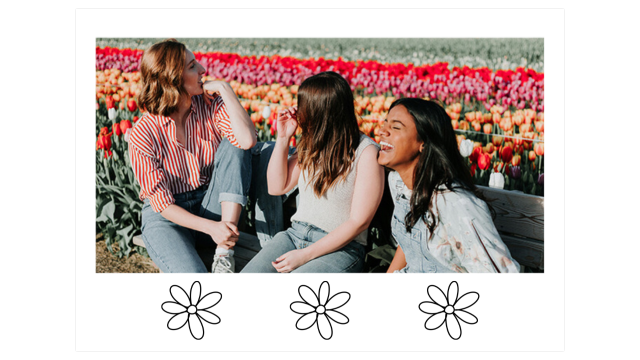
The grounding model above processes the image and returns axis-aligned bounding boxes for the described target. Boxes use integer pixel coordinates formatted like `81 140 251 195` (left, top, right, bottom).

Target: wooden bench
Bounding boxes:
132 186 543 273
477 186 544 271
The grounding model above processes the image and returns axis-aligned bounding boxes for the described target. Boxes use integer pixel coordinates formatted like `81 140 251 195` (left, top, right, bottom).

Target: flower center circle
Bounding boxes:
445 305 454 314
316 305 326 314
187 305 197 314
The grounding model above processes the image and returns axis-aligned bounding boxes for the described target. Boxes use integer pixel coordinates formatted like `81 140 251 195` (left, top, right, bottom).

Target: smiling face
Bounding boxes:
182 50 206 97
378 104 424 176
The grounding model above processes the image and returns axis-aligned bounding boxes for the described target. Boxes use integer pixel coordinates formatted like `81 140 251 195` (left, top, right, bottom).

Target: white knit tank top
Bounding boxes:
290 134 379 246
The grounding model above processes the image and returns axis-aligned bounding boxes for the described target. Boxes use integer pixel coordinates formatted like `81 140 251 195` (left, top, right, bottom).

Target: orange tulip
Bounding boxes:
511 154 521 166
484 143 495 154
464 112 474 122
501 118 513 132
534 142 545 156
513 134 523 146
473 121 481 132
483 123 493 134
524 109 536 122
451 120 459 130
528 150 536 161
492 135 503 146
513 114 523 126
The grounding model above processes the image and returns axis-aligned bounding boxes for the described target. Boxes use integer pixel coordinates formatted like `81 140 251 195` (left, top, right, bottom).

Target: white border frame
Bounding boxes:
76 7 564 352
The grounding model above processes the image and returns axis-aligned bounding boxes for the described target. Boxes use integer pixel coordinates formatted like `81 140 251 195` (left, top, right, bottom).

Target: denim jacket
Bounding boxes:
389 171 520 273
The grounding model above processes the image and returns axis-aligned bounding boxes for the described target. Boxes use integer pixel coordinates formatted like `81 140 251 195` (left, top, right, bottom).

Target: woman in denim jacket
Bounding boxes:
377 98 520 273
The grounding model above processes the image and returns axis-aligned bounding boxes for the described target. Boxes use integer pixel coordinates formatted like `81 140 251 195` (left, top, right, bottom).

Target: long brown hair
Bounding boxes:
296 71 361 197
137 38 188 116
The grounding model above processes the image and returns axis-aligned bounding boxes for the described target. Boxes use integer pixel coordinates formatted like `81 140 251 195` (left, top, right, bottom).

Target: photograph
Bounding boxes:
77 7 566 353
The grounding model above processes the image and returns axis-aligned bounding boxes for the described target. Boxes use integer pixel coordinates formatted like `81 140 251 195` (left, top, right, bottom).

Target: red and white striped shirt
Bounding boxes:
128 94 241 213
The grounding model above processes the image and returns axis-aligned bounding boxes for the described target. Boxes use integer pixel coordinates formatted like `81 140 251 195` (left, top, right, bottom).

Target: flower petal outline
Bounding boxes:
325 309 349 324
296 312 318 330
290 301 315 314
325 291 350 310
298 285 319 307
445 313 462 340
318 281 330 306
188 313 204 340
454 309 478 324
453 291 479 310
197 309 221 325
196 291 222 310
317 313 333 340
419 301 444 314
167 312 189 330
447 281 459 306
162 301 187 314
427 284 448 307
190 281 201 306
425 312 446 330
170 285 191 307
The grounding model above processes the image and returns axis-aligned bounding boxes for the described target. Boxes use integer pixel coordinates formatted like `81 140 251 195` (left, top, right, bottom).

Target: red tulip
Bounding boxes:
478 153 491 170
120 119 133 134
469 146 482 163
105 95 115 109
112 122 122 136
127 98 137 112
96 133 113 151
500 144 513 163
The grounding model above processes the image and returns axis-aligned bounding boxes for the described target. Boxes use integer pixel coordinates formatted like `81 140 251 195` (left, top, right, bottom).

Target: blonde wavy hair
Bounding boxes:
137 38 188 116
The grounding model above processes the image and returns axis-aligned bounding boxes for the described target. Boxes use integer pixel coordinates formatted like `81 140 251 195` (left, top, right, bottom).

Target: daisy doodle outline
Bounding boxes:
290 281 350 340
418 281 479 340
161 281 222 340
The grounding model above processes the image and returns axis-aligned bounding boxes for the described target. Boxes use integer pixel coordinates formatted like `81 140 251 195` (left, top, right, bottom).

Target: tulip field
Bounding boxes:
95 38 544 259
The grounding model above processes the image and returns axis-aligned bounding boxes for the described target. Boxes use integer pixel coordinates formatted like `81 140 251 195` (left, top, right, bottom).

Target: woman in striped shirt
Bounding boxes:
128 38 287 273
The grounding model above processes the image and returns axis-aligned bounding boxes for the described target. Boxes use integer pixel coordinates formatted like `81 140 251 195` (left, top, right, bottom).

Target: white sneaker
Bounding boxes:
212 254 235 273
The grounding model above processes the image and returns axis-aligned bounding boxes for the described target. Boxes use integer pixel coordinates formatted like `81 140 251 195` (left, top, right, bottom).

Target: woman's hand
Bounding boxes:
202 80 232 106
272 248 310 273
205 220 240 249
276 106 298 139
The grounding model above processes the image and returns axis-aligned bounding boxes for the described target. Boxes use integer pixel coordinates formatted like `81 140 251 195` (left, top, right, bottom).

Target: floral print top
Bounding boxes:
389 171 521 273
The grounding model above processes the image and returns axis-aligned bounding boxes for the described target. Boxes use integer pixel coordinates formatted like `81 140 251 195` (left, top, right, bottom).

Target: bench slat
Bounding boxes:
478 186 544 241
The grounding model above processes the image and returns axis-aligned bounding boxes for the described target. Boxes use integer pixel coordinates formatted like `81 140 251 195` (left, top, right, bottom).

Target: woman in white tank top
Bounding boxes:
241 71 385 273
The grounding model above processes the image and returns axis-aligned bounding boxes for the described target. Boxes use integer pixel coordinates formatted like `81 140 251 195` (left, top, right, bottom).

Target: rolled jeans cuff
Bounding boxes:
219 192 248 207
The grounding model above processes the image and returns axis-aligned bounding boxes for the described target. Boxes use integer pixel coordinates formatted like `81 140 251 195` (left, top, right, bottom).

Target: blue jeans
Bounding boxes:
140 138 295 273
240 221 366 273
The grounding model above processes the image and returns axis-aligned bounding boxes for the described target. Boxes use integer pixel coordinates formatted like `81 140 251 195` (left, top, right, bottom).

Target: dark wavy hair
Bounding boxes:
137 38 188 116
389 98 491 235
296 71 361 197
